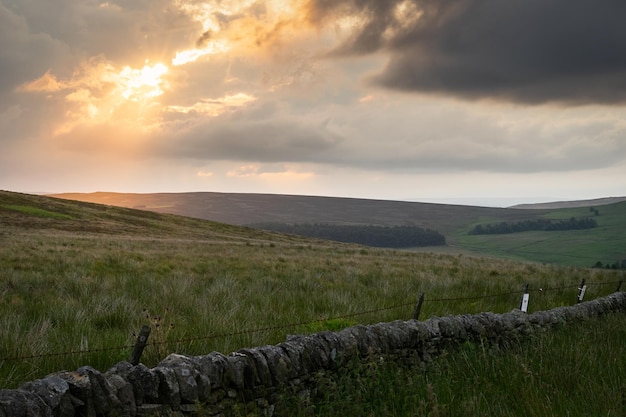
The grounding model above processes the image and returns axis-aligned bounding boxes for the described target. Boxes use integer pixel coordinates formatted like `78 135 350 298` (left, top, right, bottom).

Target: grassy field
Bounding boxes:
50 191 626 268
1 190 625 415
452 202 626 267
289 312 626 417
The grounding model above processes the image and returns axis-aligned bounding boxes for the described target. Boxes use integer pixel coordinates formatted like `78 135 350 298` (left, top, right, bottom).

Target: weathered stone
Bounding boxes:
158 354 205 404
19 375 76 417
106 374 136 416
422 317 441 340
127 363 160 405
136 403 166 416
57 370 93 416
153 366 181 410
367 323 391 353
345 325 372 357
258 345 293 384
296 336 329 371
224 353 248 390
193 351 228 391
326 328 359 363
404 320 432 349
457 314 486 340
278 340 305 377
0 389 52 417
75 366 123 416
438 316 467 341
237 348 272 387
385 320 412 349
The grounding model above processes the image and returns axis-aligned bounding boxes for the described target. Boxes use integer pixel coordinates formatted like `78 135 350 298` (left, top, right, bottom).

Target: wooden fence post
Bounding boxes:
617 280 623 292
413 292 425 320
520 284 530 313
577 279 587 304
129 325 151 366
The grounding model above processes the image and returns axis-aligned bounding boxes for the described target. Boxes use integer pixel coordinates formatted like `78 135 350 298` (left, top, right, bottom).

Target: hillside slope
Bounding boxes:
511 196 626 209
48 192 550 236
47 191 626 268
1 190 310 245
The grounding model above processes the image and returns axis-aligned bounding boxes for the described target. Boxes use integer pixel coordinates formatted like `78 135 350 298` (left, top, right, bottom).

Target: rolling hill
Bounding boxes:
47 191 626 268
48 191 552 234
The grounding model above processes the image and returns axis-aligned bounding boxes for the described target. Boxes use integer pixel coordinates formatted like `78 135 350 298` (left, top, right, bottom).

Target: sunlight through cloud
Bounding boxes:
172 41 231 66
167 93 257 116
115 63 169 101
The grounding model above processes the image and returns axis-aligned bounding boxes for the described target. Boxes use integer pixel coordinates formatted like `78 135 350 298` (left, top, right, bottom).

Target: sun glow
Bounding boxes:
167 93 257 116
170 0 308 66
172 41 231 66
17 0 316 137
113 63 169 101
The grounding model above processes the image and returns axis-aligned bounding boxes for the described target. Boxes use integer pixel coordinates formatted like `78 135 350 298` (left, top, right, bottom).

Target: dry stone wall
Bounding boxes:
2 292 625 417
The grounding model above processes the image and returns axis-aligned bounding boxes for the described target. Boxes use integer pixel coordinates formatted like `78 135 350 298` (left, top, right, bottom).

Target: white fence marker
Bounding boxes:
519 284 530 313
521 293 530 313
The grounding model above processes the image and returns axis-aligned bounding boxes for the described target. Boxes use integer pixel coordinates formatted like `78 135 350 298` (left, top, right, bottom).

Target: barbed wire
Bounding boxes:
426 290 520 302
149 302 416 348
0 280 622 364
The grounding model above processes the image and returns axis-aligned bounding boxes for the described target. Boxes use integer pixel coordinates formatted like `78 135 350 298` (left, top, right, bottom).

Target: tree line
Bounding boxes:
468 217 598 235
593 260 626 270
250 223 446 248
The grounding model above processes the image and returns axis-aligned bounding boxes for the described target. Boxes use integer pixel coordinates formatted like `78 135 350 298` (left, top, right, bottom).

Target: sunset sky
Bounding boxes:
1 0 625 206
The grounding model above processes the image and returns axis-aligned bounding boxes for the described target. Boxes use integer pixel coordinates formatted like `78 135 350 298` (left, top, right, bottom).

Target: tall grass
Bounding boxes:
267 312 625 417
1 190 624 417
1 225 623 389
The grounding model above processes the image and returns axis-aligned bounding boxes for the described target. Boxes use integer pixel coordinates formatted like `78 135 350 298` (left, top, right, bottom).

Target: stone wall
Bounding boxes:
2 292 625 417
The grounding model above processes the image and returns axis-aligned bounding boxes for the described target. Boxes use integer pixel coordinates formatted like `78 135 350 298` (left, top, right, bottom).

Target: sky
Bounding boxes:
1 0 625 207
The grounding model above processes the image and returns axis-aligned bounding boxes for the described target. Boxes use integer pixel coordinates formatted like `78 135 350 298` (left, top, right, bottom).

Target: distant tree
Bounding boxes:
249 223 446 248
469 217 597 235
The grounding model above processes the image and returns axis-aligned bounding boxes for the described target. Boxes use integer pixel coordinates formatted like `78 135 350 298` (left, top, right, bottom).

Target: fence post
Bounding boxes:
617 281 623 292
577 279 587 304
129 325 151 366
520 284 530 313
413 292 425 320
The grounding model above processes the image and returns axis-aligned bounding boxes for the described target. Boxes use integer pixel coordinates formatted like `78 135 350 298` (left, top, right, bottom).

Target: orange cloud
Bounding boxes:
167 93 257 116
18 71 63 93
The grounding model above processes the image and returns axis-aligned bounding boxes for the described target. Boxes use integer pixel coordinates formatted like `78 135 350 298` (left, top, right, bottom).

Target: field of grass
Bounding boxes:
1 190 625 415
288 312 626 417
451 202 626 267
50 191 626 269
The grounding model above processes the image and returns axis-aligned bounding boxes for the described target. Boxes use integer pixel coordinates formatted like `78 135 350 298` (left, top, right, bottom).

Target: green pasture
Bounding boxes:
451 201 626 268
1 191 625 416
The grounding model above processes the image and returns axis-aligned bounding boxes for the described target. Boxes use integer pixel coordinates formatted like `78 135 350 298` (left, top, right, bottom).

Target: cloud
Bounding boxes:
157 112 342 163
305 0 626 104
150 86 626 175
0 3 72 95
1 0 624 202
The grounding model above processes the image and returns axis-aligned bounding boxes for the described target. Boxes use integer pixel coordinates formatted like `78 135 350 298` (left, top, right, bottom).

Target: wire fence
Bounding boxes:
1 279 623 365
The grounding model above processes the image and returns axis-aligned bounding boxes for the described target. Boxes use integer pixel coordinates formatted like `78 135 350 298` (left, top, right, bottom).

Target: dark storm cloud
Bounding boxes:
306 0 626 104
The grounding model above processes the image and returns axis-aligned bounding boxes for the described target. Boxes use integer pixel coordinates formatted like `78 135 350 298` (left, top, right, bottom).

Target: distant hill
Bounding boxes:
48 192 553 236
511 196 626 209
46 191 626 268
0 190 308 245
